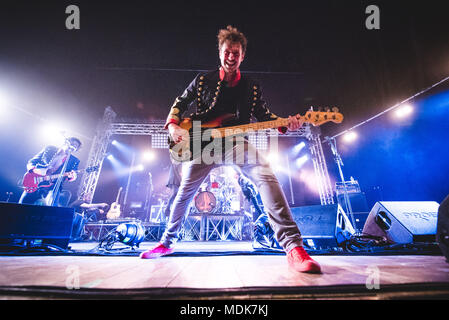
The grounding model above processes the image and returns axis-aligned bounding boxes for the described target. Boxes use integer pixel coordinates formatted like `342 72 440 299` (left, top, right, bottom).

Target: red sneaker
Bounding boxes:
287 246 322 273
139 243 174 259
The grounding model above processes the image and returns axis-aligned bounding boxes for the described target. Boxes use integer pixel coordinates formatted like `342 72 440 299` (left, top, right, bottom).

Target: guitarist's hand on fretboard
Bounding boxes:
287 114 305 131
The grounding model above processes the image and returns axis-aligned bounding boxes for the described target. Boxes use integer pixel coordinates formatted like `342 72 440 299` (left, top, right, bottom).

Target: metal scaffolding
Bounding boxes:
77 106 117 202
307 126 335 205
78 107 335 205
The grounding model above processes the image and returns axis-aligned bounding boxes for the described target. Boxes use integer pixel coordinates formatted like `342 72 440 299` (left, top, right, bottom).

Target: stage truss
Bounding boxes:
78 107 335 207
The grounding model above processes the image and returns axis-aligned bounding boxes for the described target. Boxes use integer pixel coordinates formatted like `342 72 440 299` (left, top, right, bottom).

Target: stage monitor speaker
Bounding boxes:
0 202 74 250
362 201 439 244
290 204 356 249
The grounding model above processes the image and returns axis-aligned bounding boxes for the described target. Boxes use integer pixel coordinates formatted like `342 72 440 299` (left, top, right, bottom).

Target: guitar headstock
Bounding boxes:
303 107 343 126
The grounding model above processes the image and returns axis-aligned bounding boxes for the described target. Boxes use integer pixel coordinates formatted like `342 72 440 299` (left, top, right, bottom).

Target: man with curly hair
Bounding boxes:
140 26 321 273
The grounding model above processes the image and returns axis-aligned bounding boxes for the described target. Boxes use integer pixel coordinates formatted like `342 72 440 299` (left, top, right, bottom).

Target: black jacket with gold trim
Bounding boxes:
165 69 281 128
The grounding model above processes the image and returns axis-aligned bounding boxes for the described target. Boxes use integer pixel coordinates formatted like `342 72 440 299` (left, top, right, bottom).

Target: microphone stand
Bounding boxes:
324 136 359 234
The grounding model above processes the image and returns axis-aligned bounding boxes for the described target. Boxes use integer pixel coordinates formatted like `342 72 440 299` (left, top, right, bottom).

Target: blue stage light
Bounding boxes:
292 141 306 155
295 154 309 168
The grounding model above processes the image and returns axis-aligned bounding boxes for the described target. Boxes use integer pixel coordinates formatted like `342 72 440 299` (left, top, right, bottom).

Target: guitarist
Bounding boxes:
140 26 321 273
18 137 82 206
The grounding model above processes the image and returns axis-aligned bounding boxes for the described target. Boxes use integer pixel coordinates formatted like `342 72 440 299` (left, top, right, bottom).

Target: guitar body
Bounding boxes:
106 187 123 219
168 114 235 162
168 110 343 162
22 172 52 193
106 203 121 219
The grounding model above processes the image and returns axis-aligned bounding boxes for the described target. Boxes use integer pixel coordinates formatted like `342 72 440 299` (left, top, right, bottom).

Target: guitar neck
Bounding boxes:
212 118 290 138
46 168 83 181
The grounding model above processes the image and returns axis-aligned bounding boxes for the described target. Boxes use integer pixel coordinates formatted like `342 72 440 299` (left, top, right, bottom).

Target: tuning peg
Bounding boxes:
325 107 331 112
309 106 314 111
332 107 339 113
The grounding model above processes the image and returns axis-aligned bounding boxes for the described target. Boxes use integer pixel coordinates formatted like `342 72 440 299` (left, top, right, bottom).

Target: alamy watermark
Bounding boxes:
365 265 380 290
65 5 80 30
170 122 280 165
65 265 80 289
365 5 380 30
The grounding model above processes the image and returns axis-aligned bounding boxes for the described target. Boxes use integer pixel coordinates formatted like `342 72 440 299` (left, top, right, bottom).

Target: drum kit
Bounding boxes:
193 171 242 215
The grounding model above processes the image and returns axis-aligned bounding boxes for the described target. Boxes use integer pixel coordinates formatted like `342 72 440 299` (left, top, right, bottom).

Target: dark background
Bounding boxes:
0 0 448 208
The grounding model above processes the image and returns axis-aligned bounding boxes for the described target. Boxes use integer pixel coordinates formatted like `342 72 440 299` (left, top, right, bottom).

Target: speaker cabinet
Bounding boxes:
290 204 355 249
0 202 75 250
363 201 439 244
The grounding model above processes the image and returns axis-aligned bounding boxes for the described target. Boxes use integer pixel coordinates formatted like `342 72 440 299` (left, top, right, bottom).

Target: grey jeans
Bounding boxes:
160 139 303 253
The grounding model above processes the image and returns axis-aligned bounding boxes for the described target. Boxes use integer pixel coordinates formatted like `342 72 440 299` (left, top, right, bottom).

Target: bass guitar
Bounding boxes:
168 108 343 162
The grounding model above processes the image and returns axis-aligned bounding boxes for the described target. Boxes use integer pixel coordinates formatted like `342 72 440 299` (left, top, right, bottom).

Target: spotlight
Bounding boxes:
41 124 66 146
106 154 114 160
142 150 155 162
394 104 413 118
111 140 118 145
116 222 146 247
266 152 279 163
98 222 146 250
135 164 145 171
292 141 306 155
295 154 309 168
0 89 9 110
342 131 357 143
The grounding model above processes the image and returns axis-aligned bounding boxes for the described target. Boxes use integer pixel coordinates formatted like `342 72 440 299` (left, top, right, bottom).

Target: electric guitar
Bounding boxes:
106 187 123 219
22 166 99 193
168 108 343 161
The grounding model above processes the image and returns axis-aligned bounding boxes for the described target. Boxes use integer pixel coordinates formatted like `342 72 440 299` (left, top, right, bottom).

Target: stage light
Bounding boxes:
40 124 67 146
342 131 357 143
266 152 279 163
0 89 9 109
295 154 309 168
248 134 268 150
106 154 114 160
394 104 413 118
111 140 118 145
142 150 155 162
292 141 306 155
116 222 146 247
152 133 169 149
98 222 146 250
135 164 145 171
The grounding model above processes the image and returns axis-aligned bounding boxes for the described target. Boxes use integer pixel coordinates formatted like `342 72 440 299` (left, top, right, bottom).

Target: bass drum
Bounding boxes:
194 191 217 214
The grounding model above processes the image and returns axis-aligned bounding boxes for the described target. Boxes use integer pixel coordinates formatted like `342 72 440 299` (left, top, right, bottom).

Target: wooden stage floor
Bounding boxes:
0 241 448 300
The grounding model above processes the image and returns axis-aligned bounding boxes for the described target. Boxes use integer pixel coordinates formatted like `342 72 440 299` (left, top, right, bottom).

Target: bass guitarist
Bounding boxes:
19 137 82 206
140 26 322 273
